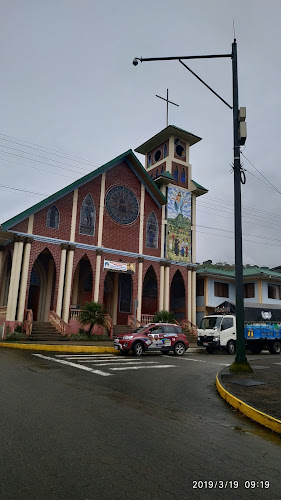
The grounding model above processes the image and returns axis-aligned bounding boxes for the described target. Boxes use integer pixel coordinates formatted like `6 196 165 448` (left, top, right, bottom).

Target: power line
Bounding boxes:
241 151 281 195
0 132 100 169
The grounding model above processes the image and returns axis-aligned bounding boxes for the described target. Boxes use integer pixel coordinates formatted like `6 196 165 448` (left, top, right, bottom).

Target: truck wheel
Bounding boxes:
269 341 281 354
227 340 236 355
206 346 214 354
133 342 144 356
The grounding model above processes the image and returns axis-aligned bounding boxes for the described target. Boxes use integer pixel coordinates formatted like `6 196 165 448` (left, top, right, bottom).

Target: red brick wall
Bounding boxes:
9 219 28 233
33 193 73 240
102 162 141 253
147 141 169 167
148 162 166 179
75 176 102 245
171 162 189 189
143 191 161 257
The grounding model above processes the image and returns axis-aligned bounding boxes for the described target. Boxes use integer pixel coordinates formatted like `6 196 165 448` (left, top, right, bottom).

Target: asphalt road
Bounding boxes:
1 348 281 500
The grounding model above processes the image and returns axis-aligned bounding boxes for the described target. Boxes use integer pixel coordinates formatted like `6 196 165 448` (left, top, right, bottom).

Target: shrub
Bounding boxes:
152 310 177 324
6 331 26 341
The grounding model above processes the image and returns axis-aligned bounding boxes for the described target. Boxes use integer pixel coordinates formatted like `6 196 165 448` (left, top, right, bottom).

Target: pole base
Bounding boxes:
229 360 253 373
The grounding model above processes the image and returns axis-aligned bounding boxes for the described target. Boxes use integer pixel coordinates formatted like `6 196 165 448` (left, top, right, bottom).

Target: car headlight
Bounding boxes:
123 335 134 340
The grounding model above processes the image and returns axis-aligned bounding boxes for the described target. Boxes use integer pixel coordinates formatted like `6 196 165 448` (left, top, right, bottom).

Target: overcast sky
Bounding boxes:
0 0 280 267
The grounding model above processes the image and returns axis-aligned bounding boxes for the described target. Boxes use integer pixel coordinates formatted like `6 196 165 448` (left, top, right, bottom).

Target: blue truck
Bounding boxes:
197 301 281 354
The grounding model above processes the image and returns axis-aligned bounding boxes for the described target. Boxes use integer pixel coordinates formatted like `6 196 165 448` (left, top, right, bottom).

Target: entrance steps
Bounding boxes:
113 325 133 338
28 321 68 342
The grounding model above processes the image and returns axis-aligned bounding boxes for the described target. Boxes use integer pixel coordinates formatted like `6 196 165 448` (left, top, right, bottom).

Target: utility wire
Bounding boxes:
241 151 281 195
0 132 100 169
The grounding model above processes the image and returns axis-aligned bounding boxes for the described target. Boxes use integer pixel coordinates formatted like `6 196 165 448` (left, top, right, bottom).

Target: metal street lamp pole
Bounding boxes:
231 39 247 363
133 40 250 369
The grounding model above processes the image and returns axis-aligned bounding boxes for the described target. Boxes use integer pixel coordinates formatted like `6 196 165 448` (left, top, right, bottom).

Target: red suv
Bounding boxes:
114 323 189 356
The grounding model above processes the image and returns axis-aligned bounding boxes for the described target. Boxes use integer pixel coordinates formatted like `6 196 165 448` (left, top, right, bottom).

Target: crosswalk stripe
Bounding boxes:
32 354 113 376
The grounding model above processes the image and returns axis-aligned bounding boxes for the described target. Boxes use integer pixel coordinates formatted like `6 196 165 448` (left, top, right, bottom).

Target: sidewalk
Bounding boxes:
217 358 281 434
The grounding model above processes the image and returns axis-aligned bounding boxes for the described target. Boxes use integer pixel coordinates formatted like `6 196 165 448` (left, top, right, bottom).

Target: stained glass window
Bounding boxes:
79 194 95 236
173 166 178 181
163 143 168 158
181 168 186 183
47 205 59 229
146 211 158 249
105 186 139 225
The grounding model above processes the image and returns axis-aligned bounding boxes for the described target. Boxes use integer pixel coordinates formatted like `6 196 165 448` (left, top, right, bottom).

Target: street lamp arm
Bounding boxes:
133 53 231 64
179 60 232 110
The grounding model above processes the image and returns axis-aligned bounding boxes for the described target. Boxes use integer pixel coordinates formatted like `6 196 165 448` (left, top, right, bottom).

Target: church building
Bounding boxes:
0 125 208 337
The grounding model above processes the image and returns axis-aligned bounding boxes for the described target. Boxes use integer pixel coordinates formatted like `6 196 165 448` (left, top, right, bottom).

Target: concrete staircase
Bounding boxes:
28 322 69 342
113 325 133 338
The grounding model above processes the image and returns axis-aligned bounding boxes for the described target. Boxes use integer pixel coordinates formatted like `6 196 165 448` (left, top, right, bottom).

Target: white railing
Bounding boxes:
69 308 82 321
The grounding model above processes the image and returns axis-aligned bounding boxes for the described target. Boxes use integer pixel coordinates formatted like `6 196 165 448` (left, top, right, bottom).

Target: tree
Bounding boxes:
79 301 109 336
152 310 177 324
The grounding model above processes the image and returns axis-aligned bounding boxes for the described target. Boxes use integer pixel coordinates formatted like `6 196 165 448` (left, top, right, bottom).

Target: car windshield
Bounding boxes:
132 326 148 334
200 316 222 330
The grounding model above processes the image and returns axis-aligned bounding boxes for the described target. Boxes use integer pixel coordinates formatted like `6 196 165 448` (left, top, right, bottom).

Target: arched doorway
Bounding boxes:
103 272 132 325
170 270 186 320
142 266 158 316
0 252 12 306
27 250 56 321
72 256 93 308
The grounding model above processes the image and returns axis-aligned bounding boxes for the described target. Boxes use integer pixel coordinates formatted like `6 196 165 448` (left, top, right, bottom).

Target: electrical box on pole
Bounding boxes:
239 107 247 145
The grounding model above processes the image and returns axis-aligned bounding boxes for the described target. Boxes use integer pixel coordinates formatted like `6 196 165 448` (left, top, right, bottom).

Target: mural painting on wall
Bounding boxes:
166 186 191 262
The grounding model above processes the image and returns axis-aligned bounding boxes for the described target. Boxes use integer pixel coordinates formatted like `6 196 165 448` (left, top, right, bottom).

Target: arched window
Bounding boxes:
146 211 158 249
173 166 178 181
79 194 95 236
47 205 59 229
156 169 158 177
163 143 168 158
181 168 186 183
148 154 152 167
161 166 164 174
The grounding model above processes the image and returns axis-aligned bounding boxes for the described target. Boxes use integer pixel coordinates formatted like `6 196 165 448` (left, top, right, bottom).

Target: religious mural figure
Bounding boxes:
166 186 191 263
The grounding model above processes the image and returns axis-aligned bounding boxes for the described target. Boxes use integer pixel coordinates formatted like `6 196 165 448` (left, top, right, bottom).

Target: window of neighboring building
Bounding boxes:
146 211 158 249
79 194 95 236
244 282 255 298
268 284 281 300
214 281 229 298
47 205 59 229
180 168 186 183
196 279 204 296
173 165 178 181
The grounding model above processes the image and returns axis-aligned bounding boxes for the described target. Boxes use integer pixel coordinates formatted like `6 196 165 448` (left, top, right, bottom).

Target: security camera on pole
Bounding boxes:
133 39 251 372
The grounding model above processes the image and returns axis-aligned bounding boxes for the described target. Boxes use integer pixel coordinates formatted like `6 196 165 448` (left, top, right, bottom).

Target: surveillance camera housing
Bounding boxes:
132 58 139 66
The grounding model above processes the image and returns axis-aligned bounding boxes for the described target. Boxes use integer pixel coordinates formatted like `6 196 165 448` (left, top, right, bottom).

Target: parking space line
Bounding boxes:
32 354 113 376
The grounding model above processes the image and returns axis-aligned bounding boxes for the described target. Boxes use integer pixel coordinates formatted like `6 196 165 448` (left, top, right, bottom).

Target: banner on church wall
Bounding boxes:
104 260 135 273
166 186 192 263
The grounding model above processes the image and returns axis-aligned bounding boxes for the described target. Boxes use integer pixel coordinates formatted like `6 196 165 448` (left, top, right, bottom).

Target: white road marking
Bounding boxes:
110 365 176 371
55 354 115 358
74 360 158 365
32 354 113 376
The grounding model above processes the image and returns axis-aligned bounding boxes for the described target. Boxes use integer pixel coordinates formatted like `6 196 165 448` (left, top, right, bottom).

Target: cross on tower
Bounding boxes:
155 89 179 127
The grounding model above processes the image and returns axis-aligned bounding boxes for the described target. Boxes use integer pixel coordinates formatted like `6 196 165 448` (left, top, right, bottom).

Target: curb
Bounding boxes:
0 343 118 354
216 372 281 435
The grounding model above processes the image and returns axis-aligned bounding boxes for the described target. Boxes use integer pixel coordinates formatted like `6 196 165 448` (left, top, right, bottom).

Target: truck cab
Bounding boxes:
197 314 236 354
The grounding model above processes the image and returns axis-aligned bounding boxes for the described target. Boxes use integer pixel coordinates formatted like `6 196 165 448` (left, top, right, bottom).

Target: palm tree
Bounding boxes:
79 301 109 336
152 310 177 324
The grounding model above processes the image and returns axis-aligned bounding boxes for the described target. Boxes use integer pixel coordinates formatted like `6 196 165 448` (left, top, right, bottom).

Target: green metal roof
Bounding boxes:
1 149 166 230
192 180 208 192
197 265 281 280
135 125 202 154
